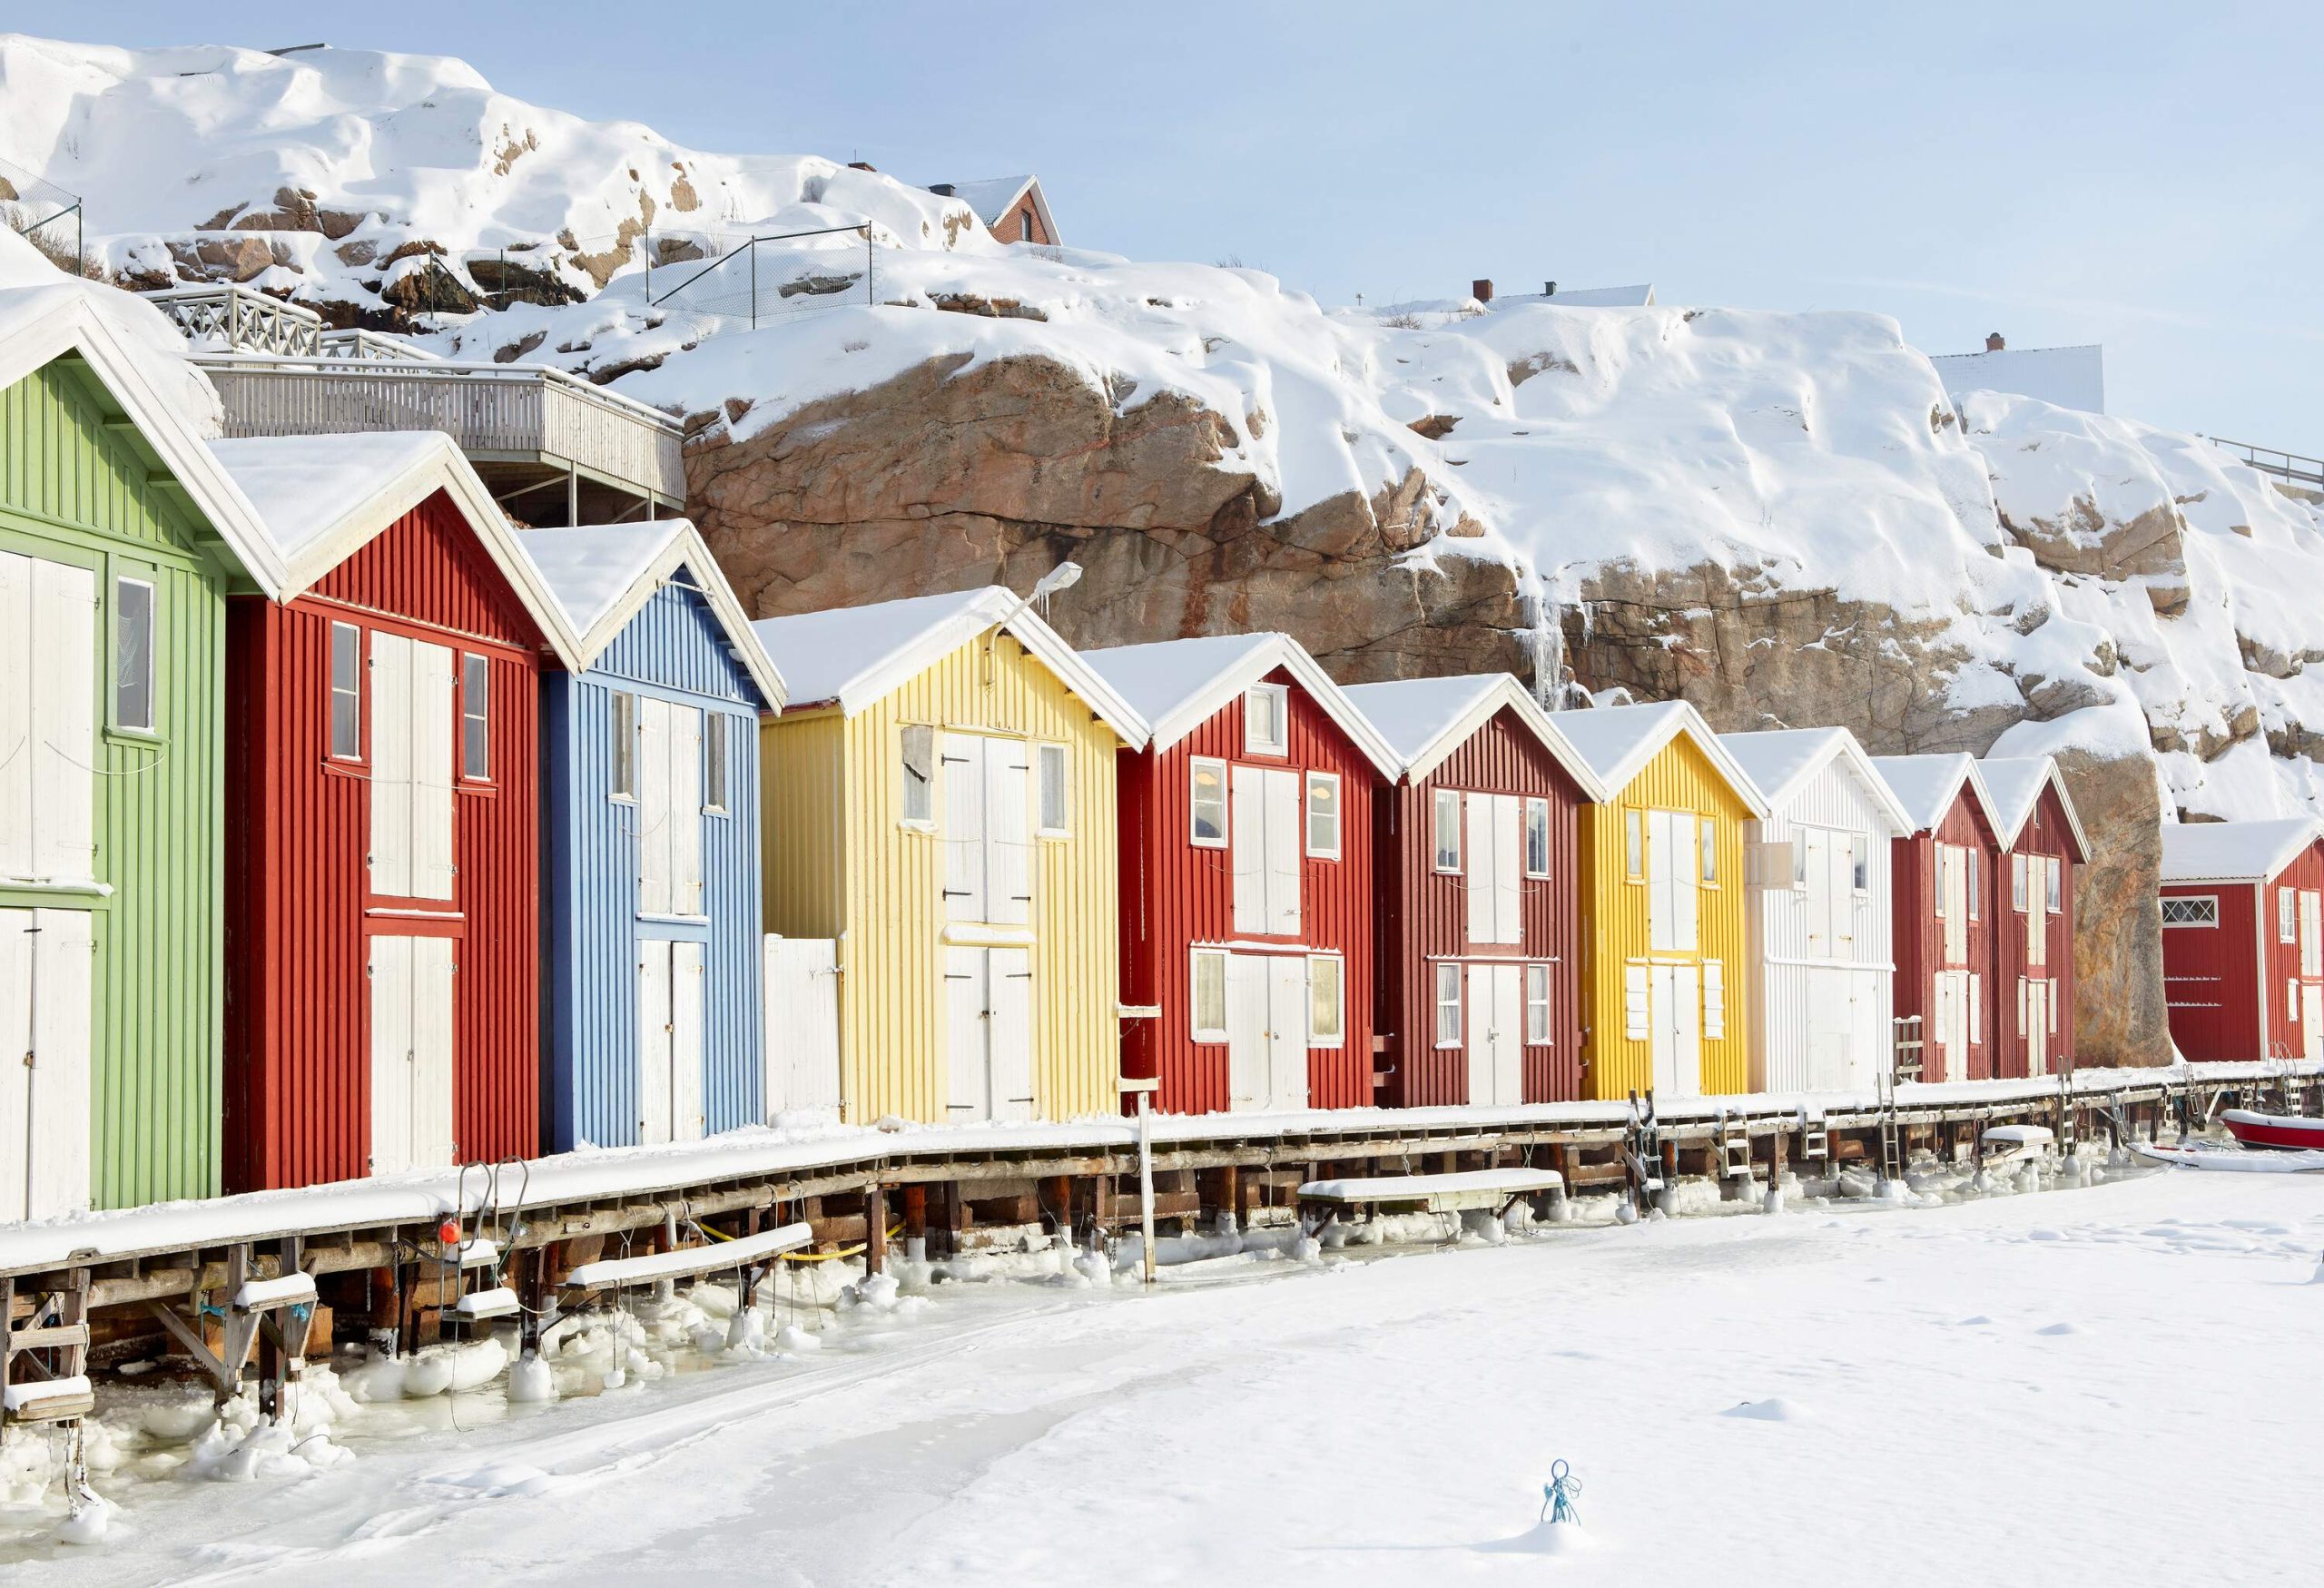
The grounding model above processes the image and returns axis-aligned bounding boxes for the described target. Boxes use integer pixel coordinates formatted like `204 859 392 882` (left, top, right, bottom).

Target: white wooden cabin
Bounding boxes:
1719 728 1911 1093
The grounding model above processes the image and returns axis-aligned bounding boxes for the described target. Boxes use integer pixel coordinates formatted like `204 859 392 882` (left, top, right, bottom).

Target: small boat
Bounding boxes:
2134 1139 2324 1174
2221 1110 2324 1151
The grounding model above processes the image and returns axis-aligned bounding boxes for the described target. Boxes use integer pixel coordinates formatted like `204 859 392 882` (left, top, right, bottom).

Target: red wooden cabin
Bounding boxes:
213 435 581 1189
1868 754 2005 1082
1982 757 2088 1078
2158 819 2324 1062
1342 676 1607 1107
1086 634 1400 1115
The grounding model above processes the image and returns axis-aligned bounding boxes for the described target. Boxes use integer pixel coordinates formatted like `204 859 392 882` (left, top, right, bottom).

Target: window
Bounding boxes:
2012 853 2029 912
2044 856 2062 912
1019 210 1036 242
113 577 154 732
1038 743 1069 835
1434 962 1462 1046
1309 956 1344 1047
329 621 362 759
1699 816 1718 885
901 724 934 825
1190 756 1228 846
1524 798 1551 878
1525 964 1551 1044
1848 835 1869 893
1792 833 1809 888
1305 773 1341 858
1433 788 1462 872
1245 684 1289 755
1967 848 1981 920
1624 809 1644 881
1191 950 1228 1041
610 691 637 799
2162 895 2219 928
704 715 729 813
2283 889 2299 943
460 654 490 781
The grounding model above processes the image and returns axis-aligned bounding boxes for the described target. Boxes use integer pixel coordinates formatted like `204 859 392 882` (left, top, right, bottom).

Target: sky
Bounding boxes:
20 1 2324 444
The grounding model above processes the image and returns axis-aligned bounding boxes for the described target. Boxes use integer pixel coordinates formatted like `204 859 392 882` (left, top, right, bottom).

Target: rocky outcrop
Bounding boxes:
2055 748 2171 1067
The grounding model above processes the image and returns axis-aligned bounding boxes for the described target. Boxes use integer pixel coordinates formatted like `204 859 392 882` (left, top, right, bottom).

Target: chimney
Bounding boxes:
1472 278 1494 304
847 161 878 173
1985 331 2005 351
1544 281 1557 297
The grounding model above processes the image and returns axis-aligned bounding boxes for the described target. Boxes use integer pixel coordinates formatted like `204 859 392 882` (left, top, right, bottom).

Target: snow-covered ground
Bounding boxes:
8 1164 2322 1585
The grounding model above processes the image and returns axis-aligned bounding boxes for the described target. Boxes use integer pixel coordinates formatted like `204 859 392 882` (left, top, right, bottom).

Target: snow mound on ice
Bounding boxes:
2035 1321 2085 1336
1480 1520 1597 1555
1720 1397 1809 1421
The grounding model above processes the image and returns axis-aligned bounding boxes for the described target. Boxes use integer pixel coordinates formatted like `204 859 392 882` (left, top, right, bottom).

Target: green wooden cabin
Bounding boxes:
0 283 283 1216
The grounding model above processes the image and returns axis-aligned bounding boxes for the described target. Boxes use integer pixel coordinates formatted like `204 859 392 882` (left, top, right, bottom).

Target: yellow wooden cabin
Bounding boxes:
1544 703 1769 1100
750 587 1147 1126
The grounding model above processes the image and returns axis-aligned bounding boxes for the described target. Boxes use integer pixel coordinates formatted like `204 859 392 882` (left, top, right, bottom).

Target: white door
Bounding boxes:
986 740 1032 927
369 634 413 898
368 935 414 1173
1466 962 1523 1106
1231 767 1302 936
0 908 94 1221
763 936 841 1117
2304 983 2323 1064
667 705 704 917
369 633 455 900
941 733 987 922
411 642 456 901
1940 845 1968 965
944 945 990 1118
1225 952 1307 1111
638 940 673 1142
410 937 457 1164
1934 969 1968 1069
1265 953 1309 1110
1848 968 1884 1090
0 555 97 886
671 941 706 1139
1464 795 1522 945
369 935 455 1173
1802 827 1833 957
1649 963 1701 1097
2024 978 2051 1076
942 945 1035 1123
1647 811 1699 952
1804 965 1849 1089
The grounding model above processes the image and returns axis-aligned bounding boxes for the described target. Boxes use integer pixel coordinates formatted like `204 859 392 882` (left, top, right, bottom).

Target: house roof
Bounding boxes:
1865 753 2004 838
1978 755 2092 859
749 586 1146 743
205 431 583 669
1517 283 1657 307
0 278 287 597
2160 818 2324 885
1541 700 1768 815
1339 674 1608 799
515 520 786 710
1080 632 1401 780
929 174 1056 241
1718 727 1912 833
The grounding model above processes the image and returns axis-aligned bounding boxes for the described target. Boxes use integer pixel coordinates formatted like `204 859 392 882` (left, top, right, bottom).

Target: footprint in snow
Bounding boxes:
1721 1398 1807 1422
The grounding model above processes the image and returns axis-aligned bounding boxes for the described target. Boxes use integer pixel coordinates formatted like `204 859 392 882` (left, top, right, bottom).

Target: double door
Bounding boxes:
1649 963 1701 1097
1226 952 1308 1111
941 733 1031 926
0 909 93 1220
946 945 1032 1122
638 938 705 1144
636 698 704 917
1230 767 1302 936
1804 964 1883 1091
369 934 456 1175
1466 962 1524 1106
2023 978 2053 1077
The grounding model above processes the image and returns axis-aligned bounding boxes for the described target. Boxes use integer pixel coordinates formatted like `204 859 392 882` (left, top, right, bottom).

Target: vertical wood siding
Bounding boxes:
1 360 231 1208
761 632 1121 1123
1577 734 1752 1100
1375 709 1585 1106
1740 759 1896 1094
1993 785 2080 1076
545 574 767 1149
2161 879 2261 1060
224 490 547 1189
1118 668 1377 1115
2262 843 2324 1059
1887 790 2003 1082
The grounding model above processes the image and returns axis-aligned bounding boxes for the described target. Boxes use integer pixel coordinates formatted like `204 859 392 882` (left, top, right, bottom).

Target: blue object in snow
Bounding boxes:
1541 1459 1582 1524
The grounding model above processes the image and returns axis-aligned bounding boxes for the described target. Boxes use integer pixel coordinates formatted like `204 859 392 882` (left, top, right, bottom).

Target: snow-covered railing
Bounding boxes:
145 283 437 362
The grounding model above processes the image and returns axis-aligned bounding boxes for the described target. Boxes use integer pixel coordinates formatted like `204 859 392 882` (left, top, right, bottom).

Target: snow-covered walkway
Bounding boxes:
15 1168 2324 1584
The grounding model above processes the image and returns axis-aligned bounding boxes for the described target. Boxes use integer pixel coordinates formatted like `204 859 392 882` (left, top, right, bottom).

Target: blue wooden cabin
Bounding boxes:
518 522 786 1149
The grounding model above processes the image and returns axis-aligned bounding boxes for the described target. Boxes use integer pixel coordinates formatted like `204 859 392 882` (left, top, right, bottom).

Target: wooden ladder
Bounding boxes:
1 1269 94 1425
1623 1090 1666 1205
1797 1106 1830 1166
1717 1111 1753 1180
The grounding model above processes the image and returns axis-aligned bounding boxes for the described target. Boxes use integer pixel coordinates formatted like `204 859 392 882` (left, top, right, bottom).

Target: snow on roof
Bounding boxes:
1932 344 2104 415
1505 283 1658 307
516 520 784 708
1718 727 1909 831
2160 818 2324 884
1979 755 2090 856
1541 701 1768 814
1339 674 1607 798
930 175 1037 228
751 586 1143 741
1080 632 1401 779
209 431 450 561
1866 754 1988 835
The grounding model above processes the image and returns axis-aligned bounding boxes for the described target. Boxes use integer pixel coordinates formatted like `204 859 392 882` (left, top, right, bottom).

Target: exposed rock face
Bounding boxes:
2054 748 2171 1066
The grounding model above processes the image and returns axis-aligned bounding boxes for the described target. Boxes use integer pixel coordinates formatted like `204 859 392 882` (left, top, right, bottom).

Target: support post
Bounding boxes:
863 1181 887 1277
1138 1091 1157 1286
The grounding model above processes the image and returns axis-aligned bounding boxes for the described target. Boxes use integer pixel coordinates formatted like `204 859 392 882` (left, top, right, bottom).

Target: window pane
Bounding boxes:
901 725 933 822
461 654 489 780
1191 758 1227 843
1625 810 1643 879
330 622 361 758
1039 743 1068 832
1246 686 1287 754
2045 857 2061 911
1306 774 1338 855
704 715 727 809
1967 849 1981 918
1700 816 1718 883
2013 853 2027 910
1193 953 1226 1035
1433 789 1462 871
1526 964 1551 1043
1310 958 1344 1043
612 692 636 796
114 578 154 731
1435 962 1462 1044
1525 799 1550 875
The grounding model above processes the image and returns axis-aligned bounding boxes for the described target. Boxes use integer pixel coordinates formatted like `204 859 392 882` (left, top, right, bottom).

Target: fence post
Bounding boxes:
750 239 758 330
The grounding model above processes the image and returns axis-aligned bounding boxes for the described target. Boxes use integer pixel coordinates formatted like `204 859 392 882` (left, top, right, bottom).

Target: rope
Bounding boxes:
1540 1459 1582 1524
44 737 170 777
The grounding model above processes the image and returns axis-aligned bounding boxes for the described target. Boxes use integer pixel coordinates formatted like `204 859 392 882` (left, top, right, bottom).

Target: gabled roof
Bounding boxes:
1541 700 1769 815
1718 727 1912 833
1866 753 2004 839
0 282 287 597
1339 674 1608 799
929 174 1056 241
2160 818 2324 885
205 431 583 669
1979 755 2092 860
750 586 1146 744
1080 632 1401 780
515 520 786 710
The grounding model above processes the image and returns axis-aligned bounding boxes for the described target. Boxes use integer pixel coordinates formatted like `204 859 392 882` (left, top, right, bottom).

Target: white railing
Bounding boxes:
145 284 435 363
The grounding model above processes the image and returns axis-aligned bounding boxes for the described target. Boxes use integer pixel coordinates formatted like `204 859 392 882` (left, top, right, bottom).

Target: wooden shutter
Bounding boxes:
0 557 31 880
31 560 95 884
369 632 414 898
638 942 673 1143
637 697 673 915
1623 964 1650 1041
18 909 94 1218
672 940 706 1139
368 935 414 1174
411 936 458 1165
1803 828 1831 957
1702 960 1726 1041
1265 769 1302 935
668 705 704 916
411 640 457 901
943 945 988 1117
1493 794 1523 943
1669 814 1699 952
0 910 28 1219
989 946 1034 1120
941 734 987 922
1464 793 1493 943
986 738 1032 926
1230 767 1265 932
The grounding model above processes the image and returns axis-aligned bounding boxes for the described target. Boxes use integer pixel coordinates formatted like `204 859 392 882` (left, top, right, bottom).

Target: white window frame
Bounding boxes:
1433 962 1462 1047
2161 894 2220 929
1190 948 1229 1042
1699 815 1719 885
1967 846 1981 921
1244 684 1290 756
2282 888 2299 944
1624 809 1644 882
900 723 934 828
1308 954 1345 1048
1433 787 1462 873
704 714 729 814
113 574 157 735
1524 963 1551 1045
609 690 637 801
2013 853 2029 912
1305 771 1342 859
2044 855 2062 912
460 652 491 784
329 619 363 761
1523 797 1551 879
1848 833 1869 894
1037 742 1069 837
1189 755 1228 848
